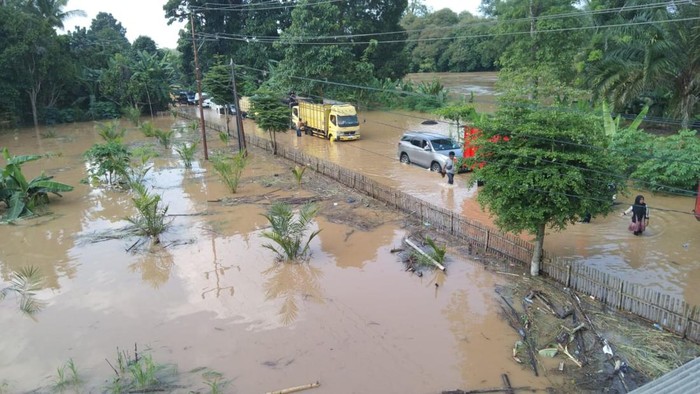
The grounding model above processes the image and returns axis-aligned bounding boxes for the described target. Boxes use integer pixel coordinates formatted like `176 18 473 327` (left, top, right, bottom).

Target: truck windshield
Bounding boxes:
337 115 359 127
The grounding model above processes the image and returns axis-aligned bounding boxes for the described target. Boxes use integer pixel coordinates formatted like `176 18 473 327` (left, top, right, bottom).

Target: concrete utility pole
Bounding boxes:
190 12 208 160
229 59 246 154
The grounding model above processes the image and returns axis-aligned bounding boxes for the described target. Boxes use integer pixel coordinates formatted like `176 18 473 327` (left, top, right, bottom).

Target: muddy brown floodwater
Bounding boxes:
226 75 700 307
0 118 555 392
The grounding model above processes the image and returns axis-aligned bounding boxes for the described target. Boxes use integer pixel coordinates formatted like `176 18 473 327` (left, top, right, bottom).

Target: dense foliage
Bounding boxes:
1 0 696 129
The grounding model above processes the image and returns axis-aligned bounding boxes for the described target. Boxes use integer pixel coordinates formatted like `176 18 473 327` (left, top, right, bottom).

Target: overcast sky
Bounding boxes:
64 0 481 49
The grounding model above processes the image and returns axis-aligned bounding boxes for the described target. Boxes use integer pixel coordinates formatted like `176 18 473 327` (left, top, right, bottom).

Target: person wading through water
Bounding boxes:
296 118 304 137
622 195 650 235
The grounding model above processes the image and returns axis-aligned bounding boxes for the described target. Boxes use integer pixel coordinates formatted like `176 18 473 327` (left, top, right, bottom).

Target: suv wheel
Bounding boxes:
430 162 442 172
399 153 410 164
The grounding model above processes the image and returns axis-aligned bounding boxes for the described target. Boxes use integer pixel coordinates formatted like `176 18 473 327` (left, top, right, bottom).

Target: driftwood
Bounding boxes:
497 292 538 376
266 381 320 394
405 238 446 271
442 386 534 394
501 374 514 394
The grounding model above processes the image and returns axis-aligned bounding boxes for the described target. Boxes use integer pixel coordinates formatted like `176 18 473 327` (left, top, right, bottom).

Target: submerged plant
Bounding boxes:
291 165 306 187
84 140 131 186
175 141 198 169
122 105 142 126
139 121 157 138
126 182 170 243
413 236 447 269
218 131 230 144
260 202 321 262
210 151 247 193
54 358 81 391
97 120 127 142
105 347 174 393
0 148 74 221
0 266 45 315
154 129 174 149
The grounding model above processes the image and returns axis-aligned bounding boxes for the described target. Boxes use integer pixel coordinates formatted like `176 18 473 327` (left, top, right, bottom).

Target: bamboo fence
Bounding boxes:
181 112 700 343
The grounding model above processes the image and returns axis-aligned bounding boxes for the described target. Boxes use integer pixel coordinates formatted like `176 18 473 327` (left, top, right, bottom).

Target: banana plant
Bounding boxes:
0 148 74 220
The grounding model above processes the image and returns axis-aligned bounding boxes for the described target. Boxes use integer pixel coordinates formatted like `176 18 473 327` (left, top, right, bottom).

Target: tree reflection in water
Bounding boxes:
0 266 46 318
128 247 174 289
262 262 324 325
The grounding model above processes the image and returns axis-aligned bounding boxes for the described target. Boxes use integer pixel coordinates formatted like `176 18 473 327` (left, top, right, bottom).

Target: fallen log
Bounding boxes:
405 238 446 271
442 387 534 394
266 381 320 394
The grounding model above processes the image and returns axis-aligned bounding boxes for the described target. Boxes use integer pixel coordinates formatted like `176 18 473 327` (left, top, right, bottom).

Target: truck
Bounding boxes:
291 101 360 141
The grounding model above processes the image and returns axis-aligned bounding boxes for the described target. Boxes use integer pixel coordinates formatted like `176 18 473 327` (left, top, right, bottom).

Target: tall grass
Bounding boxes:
54 358 81 391
175 141 198 169
261 202 321 262
210 151 247 193
106 347 173 393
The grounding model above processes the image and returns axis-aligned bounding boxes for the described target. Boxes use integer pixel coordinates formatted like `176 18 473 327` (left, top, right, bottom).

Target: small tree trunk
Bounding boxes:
530 222 545 276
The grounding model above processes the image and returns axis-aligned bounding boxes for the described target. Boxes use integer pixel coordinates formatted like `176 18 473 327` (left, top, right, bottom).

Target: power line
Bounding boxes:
191 1 691 41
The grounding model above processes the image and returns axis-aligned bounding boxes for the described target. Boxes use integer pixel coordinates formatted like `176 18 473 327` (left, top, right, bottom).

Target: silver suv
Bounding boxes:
397 132 463 172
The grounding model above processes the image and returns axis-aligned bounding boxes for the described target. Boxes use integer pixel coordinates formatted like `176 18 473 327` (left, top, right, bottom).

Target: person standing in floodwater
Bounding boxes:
622 195 650 236
296 118 303 137
444 151 456 185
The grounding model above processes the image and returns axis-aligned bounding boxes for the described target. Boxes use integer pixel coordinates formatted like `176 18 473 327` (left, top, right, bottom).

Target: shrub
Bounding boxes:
84 140 131 186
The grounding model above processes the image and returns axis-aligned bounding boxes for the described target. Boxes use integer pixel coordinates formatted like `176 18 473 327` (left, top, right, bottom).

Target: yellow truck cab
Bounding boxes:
291 102 360 141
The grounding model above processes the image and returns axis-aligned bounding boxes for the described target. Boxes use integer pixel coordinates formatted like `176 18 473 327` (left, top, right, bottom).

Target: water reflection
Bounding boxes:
201 238 235 299
128 246 175 289
262 262 324 325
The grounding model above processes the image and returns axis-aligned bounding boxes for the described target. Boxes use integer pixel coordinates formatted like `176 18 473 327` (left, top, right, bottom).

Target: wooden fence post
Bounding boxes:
566 263 572 288
618 281 624 310
683 305 697 339
484 229 490 252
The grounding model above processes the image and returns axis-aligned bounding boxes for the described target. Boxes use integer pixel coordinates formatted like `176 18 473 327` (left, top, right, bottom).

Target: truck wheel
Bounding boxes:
430 162 442 172
400 153 410 164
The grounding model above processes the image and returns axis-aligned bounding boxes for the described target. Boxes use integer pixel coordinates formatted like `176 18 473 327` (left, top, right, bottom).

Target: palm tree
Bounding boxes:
26 0 86 29
587 5 699 129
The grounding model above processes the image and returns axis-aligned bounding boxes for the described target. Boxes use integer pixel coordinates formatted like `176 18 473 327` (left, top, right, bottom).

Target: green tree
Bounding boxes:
132 36 158 55
250 92 290 155
0 7 65 126
130 50 175 116
471 105 622 275
488 0 587 101
583 3 700 129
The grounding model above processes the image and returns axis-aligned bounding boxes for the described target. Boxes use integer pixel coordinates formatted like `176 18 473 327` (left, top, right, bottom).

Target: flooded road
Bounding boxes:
224 71 700 306
0 118 552 392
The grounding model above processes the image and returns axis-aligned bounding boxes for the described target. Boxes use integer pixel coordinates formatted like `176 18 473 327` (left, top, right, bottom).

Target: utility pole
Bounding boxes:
229 59 247 154
190 12 208 160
